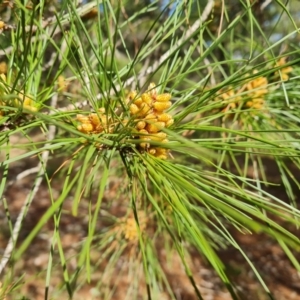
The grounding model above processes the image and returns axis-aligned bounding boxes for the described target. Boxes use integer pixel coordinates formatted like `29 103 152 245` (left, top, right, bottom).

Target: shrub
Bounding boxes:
1 1 300 299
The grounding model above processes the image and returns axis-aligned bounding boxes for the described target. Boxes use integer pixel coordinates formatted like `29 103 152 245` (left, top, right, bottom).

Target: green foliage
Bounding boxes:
1 0 300 299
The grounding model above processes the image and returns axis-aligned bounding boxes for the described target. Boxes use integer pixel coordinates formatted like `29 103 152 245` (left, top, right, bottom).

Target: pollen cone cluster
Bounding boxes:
0 61 7 74
16 92 38 112
217 72 269 112
244 74 268 109
121 211 148 242
218 88 242 112
275 57 293 81
76 108 114 134
129 83 174 160
0 73 38 116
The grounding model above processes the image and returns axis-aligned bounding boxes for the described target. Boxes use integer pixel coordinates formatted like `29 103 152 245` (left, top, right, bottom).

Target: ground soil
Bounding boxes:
0 146 300 300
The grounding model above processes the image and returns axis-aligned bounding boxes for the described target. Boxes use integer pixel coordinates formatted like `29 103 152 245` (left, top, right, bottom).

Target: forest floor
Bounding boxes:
0 137 300 300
